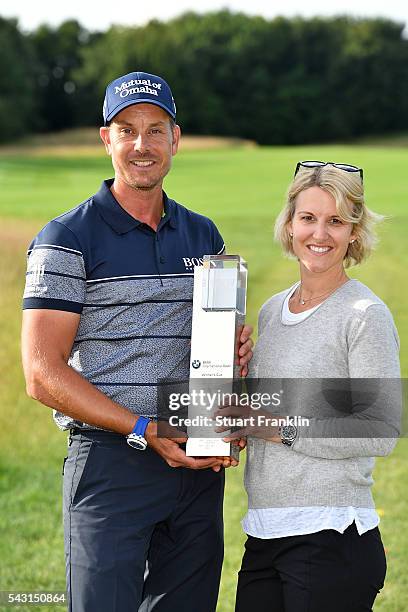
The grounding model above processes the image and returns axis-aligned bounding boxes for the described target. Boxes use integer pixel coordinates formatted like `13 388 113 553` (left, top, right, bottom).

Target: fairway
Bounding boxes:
0 141 407 611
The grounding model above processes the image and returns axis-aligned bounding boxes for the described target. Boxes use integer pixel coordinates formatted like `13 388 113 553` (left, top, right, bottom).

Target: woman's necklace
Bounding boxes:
297 281 346 305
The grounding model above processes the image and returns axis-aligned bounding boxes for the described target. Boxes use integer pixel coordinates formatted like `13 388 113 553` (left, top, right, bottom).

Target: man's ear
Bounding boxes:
99 127 112 156
171 124 181 156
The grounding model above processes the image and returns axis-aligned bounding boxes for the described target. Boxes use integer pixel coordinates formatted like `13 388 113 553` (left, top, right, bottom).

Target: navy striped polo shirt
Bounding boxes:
23 179 225 430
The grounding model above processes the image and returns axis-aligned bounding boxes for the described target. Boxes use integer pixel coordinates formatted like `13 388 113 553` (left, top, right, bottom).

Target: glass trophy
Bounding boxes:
186 255 247 457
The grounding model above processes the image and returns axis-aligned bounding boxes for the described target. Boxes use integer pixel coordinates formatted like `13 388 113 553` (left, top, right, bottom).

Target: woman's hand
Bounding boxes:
213 403 282 443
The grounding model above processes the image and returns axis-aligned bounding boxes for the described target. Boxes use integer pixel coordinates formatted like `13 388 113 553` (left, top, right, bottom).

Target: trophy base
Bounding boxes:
186 437 240 460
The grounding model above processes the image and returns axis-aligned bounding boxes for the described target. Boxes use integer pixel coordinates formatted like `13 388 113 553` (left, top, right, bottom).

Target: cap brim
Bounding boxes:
105 98 176 124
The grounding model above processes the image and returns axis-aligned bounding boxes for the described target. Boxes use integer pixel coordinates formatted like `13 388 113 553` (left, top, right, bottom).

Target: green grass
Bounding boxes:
0 142 407 611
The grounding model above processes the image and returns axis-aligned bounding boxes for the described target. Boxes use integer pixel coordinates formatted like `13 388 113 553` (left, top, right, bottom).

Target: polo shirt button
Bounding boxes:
160 256 165 264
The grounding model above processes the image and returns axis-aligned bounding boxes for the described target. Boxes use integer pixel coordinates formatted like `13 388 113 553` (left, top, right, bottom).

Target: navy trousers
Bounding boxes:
235 524 387 612
63 430 224 612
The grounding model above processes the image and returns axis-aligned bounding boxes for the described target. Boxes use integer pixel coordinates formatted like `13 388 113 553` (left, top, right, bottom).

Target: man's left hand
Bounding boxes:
217 438 247 468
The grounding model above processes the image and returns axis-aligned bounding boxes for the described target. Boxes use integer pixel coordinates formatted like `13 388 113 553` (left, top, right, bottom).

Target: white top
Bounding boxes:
243 281 383 539
281 283 321 325
242 506 380 538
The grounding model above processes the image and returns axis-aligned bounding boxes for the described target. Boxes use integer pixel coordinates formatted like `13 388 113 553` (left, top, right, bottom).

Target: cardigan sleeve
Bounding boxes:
290 304 402 459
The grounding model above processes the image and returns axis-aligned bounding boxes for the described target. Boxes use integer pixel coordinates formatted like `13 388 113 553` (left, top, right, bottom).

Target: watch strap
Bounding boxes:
131 416 151 438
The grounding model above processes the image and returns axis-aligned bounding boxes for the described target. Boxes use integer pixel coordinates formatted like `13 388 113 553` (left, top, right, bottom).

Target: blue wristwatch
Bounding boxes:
126 417 151 450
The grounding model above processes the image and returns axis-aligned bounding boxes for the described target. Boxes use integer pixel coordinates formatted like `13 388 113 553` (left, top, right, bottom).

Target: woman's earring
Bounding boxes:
289 232 293 238
350 239 356 244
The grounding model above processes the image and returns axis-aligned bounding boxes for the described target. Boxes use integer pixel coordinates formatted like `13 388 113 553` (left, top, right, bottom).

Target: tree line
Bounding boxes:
1 10 408 144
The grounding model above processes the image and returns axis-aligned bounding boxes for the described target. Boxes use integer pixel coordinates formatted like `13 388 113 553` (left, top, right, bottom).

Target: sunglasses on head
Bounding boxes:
294 160 363 181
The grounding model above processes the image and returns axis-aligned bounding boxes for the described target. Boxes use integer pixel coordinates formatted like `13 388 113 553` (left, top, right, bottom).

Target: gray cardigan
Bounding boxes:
245 280 401 510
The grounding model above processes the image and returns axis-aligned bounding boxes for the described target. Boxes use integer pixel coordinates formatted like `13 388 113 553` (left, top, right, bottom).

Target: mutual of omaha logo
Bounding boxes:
115 78 162 99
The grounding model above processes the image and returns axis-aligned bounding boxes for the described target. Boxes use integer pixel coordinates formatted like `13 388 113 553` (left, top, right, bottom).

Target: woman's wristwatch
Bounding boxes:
279 424 298 446
126 416 151 450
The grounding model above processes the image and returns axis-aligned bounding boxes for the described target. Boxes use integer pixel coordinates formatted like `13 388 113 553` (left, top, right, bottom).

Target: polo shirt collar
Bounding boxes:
93 179 176 234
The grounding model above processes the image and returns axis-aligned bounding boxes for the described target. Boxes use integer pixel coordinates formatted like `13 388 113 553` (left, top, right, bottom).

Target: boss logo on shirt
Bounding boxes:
182 257 204 271
28 263 48 294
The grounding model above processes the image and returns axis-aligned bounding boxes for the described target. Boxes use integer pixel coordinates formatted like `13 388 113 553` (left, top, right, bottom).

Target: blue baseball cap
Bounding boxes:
103 71 176 125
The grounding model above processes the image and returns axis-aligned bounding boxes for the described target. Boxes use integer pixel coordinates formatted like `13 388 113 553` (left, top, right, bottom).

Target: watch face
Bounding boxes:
281 425 297 442
127 434 147 451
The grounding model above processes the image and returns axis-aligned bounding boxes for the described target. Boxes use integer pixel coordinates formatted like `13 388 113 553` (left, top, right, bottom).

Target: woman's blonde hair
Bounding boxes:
274 164 384 267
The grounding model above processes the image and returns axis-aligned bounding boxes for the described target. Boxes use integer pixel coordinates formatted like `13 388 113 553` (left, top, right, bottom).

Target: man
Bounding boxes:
21 71 252 612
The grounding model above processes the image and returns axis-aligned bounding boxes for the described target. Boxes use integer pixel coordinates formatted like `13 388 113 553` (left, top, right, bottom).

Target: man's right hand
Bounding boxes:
145 421 224 472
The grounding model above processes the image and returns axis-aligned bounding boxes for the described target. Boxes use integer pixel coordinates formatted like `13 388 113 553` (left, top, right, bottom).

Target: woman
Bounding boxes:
226 161 401 612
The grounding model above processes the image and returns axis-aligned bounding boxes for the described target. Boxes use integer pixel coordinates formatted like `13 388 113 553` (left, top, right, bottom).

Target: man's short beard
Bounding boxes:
132 183 157 191
127 178 160 191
